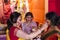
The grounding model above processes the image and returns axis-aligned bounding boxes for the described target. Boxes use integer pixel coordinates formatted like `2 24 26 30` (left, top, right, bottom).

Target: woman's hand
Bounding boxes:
40 22 48 31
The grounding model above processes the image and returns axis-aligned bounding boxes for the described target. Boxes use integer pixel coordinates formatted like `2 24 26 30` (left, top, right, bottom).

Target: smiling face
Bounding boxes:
17 16 22 26
25 15 33 22
46 19 51 25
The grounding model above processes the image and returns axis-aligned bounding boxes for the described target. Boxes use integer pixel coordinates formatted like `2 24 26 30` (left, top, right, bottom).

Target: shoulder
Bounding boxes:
31 21 37 26
10 26 19 31
10 26 20 35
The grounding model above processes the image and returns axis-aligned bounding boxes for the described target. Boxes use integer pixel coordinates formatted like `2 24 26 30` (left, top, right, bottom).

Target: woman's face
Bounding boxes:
46 19 51 25
17 16 22 26
25 16 33 22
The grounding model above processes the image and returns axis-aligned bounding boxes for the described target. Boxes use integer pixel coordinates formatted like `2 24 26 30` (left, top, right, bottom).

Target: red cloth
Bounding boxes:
9 26 19 40
46 26 58 40
57 26 60 30
46 34 58 40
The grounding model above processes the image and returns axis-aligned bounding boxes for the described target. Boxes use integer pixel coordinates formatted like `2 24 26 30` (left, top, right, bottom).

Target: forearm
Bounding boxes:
16 22 48 39
28 29 42 39
16 29 42 39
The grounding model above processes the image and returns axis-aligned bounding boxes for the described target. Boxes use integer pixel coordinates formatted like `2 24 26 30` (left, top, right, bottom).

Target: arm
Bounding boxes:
16 29 41 39
16 22 48 39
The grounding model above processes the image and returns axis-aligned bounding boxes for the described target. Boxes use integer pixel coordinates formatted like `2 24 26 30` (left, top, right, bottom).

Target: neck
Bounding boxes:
27 21 31 24
26 20 32 23
13 23 21 29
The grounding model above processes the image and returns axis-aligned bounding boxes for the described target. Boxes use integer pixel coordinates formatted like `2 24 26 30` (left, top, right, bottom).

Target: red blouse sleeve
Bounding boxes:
14 28 19 36
9 26 20 40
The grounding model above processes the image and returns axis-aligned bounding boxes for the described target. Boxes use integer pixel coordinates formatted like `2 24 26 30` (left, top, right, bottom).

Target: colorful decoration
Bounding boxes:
16 0 29 22
10 0 17 12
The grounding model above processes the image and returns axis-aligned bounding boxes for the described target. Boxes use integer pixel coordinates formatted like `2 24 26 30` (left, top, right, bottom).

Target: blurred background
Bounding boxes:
0 0 60 40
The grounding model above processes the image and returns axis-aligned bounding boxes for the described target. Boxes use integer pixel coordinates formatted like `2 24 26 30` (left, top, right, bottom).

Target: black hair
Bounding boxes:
46 12 58 26
7 12 21 30
25 12 33 18
56 16 60 26
46 12 56 20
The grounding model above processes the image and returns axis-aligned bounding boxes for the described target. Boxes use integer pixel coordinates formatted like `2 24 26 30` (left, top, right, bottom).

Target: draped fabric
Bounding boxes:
41 30 58 40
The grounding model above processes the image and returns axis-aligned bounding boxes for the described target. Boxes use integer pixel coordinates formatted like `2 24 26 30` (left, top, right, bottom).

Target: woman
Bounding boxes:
41 12 58 40
22 12 37 34
55 16 60 38
55 16 60 30
3 0 11 24
7 12 48 40
46 16 60 40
